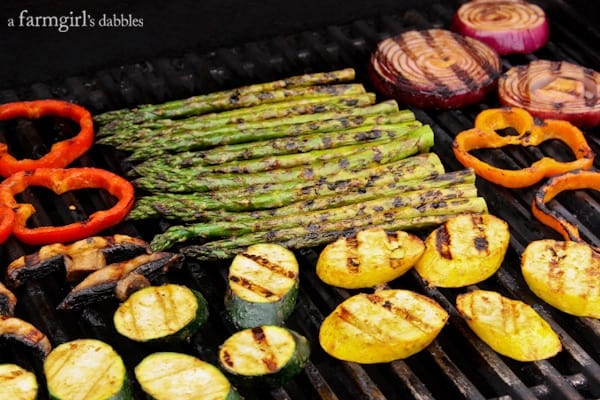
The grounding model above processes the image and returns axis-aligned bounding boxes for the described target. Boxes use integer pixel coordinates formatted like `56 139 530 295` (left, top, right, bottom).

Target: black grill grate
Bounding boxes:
1 1 600 399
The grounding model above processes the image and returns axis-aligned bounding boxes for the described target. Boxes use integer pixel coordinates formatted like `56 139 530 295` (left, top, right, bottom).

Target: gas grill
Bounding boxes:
0 0 599 399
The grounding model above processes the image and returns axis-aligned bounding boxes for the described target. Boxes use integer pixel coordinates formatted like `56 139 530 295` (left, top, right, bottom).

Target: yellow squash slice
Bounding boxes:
456 290 562 361
319 289 448 363
521 239 600 318
414 213 509 287
316 228 425 289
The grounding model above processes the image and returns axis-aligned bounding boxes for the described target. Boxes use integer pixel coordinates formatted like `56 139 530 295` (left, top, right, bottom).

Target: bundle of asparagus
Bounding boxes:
95 68 487 260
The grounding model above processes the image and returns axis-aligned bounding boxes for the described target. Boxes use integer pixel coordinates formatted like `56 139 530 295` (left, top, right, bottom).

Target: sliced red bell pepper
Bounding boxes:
0 99 94 177
0 205 15 244
0 167 134 245
452 107 595 188
531 169 600 252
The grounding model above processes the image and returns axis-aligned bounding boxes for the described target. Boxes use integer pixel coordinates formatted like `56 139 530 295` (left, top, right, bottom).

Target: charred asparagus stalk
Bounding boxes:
97 93 381 142
132 122 424 176
132 125 434 193
128 153 445 218
94 68 357 127
124 111 419 162
169 197 488 258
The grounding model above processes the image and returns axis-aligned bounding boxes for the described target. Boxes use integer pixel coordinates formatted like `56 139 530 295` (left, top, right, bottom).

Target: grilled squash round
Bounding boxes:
456 289 562 361
316 228 425 288
521 239 600 318
414 213 509 287
0 363 38 400
319 289 448 363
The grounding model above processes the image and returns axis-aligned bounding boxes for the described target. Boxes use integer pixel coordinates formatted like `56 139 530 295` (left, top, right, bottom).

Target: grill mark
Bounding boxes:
415 31 454 96
583 67 599 107
251 327 279 372
366 293 434 332
472 214 490 252
229 275 276 298
435 224 452 260
453 34 500 85
240 252 298 280
344 237 360 274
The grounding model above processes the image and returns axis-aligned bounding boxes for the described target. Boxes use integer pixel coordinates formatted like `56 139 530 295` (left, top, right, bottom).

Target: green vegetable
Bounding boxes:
135 352 241 400
44 339 132 400
113 284 209 344
225 244 299 330
218 325 310 388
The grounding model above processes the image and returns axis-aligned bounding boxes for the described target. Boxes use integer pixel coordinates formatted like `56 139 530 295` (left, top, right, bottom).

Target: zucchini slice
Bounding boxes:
44 338 131 400
225 243 299 329
218 325 310 388
113 284 209 343
135 352 241 400
0 363 38 400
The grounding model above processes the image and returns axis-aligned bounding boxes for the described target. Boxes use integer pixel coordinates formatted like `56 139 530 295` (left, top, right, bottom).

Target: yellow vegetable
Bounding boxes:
414 213 509 287
316 228 425 289
456 290 562 361
319 289 448 363
521 239 600 318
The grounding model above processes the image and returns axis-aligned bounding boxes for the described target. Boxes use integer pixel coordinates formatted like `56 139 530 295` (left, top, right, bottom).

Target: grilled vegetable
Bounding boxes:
521 240 600 318
316 227 425 289
498 59 600 128
135 352 241 400
451 0 549 55
531 169 600 252
225 244 299 329
456 289 562 361
0 99 94 177
0 363 38 400
94 68 357 128
369 28 501 109
319 289 448 363
218 325 310 388
58 252 184 310
114 284 209 344
44 338 131 400
6 234 151 288
0 204 14 245
0 282 17 316
414 213 510 287
0 167 135 246
0 316 51 358
452 107 594 188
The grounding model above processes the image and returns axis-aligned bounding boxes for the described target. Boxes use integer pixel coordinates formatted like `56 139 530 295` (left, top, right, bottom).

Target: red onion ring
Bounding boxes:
369 29 501 109
498 59 600 128
451 0 549 56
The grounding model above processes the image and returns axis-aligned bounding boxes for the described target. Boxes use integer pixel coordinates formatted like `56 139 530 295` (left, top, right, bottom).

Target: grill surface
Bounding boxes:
1 1 600 399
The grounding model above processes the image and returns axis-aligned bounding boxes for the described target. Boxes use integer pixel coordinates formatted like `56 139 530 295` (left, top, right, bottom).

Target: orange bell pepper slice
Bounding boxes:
0 167 134 246
0 99 94 178
0 205 15 245
532 169 600 252
452 107 595 188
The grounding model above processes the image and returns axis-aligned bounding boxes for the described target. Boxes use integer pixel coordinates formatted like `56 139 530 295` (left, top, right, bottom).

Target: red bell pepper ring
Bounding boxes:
0 205 15 245
0 167 135 246
0 99 94 178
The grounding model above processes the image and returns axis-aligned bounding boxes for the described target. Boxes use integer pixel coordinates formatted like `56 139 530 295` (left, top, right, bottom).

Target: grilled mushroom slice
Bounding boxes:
57 252 184 310
0 315 52 358
0 282 17 316
6 234 151 288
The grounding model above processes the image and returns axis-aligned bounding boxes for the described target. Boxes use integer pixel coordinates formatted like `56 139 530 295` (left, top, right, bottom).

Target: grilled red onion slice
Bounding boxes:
498 59 600 127
451 0 549 55
369 29 501 109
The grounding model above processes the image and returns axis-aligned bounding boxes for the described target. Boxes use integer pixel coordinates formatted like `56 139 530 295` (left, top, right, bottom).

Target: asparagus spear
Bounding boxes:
127 153 445 218
132 122 424 177
143 169 477 222
159 197 488 256
149 183 480 249
125 111 426 162
97 93 379 141
94 68 357 126
132 125 434 193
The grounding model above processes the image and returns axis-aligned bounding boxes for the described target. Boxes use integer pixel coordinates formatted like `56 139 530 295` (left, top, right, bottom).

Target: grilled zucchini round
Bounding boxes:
113 284 209 344
0 363 38 400
44 338 131 400
218 325 310 388
225 243 299 329
135 352 241 400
